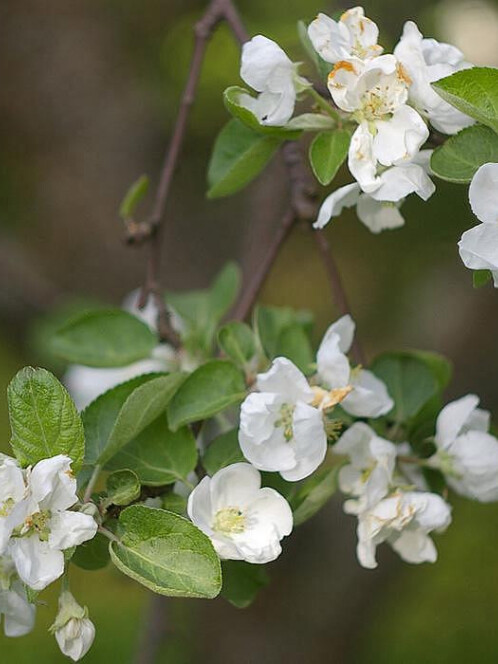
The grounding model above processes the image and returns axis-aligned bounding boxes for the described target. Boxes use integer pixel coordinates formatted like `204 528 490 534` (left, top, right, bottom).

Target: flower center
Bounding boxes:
274 403 295 441
0 497 15 518
24 510 52 541
212 507 246 535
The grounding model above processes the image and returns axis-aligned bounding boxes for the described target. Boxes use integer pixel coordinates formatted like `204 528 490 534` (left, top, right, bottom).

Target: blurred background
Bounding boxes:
1 0 498 662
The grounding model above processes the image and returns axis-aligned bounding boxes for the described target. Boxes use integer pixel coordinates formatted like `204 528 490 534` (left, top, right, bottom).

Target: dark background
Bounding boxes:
1 1 498 662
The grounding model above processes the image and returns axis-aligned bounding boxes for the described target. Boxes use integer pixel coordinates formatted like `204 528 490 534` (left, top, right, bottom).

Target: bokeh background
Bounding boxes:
1 0 498 662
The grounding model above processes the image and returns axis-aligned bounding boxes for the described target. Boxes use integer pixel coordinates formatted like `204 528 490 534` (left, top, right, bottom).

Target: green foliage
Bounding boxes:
167 360 246 431
168 262 241 357
202 429 245 476
207 119 282 198
106 469 141 506
218 321 257 369
371 351 451 423
254 305 314 370
161 492 188 516
82 373 184 466
221 561 269 608
72 533 110 571
8 367 84 470
119 174 149 219
291 459 341 526
286 114 337 131
431 125 498 183
473 269 492 289
309 129 350 185
110 505 222 598
106 415 197 486
51 309 157 368
432 67 498 134
223 87 301 139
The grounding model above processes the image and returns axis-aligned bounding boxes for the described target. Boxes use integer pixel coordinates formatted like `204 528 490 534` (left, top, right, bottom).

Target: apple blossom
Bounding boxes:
0 455 29 554
51 591 95 662
239 35 308 127
187 463 293 564
9 456 97 591
429 394 498 502
394 21 473 134
356 490 452 569
238 357 327 481
458 162 498 286
334 423 396 514
308 8 382 64
0 556 35 637
316 315 393 418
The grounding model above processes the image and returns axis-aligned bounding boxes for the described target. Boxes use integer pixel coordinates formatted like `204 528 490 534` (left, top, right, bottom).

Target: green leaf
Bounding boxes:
473 269 492 288
106 469 141 506
106 415 197 486
276 323 314 374
218 322 256 368
207 119 282 198
167 360 246 431
99 373 187 466
161 493 187 516
432 67 498 134
8 367 84 470
202 429 245 476
430 124 498 183
110 505 222 598
286 113 336 131
370 353 440 422
167 263 241 357
51 309 157 368
254 305 314 361
291 461 341 526
119 174 149 219
407 351 452 392
82 373 185 466
221 561 269 608
72 533 110 571
309 130 351 185
223 87 302 139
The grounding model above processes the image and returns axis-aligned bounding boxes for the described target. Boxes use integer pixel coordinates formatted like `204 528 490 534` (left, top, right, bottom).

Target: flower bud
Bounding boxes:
50 591 95 661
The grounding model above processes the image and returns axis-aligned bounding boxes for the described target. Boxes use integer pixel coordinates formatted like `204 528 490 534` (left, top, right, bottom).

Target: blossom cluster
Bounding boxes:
239 7 473 233
0 454 97 659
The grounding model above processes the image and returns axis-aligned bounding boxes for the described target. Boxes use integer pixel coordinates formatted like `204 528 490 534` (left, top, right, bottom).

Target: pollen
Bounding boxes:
328 60 357 80
212 507 246 535
396 63 412 87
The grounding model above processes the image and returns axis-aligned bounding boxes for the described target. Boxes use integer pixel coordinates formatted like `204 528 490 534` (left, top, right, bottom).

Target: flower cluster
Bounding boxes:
189 315 393 564
239 7 473 234
0 454 97 659
332 393 498 568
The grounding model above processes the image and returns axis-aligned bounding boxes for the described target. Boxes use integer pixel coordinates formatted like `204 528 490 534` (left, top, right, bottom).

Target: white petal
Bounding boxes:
281 403 327 481
209 463 261 512
308 13 351 63
447 431 498 502
348 123 379 193
356 196 405 233
10 536 64 591
48 511 97 550
373 105 429 167
435 394 480 449
459 222 498 275
321 314 356 354
0 583 35 637
241 35 293 92
390 529 437 564
313 183 361 229
256 357 314 403
55 617 95 661
246 487 293 538
239 392 283 447
239 424 295 474
469 163 498 223
29 455 78 512
342 369 393 418
369 162 435 203
187 476 213 534
340 7 381 59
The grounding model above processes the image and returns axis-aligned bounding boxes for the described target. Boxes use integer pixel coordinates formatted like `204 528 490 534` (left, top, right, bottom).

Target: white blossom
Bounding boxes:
308 8 383 64
394 21 474 134
9 456 97 591
316 315 393 418
458 162 498 286
429 394 498 502
51 591 95 662
240 35 308 126
0 556 35 637
187 463 293 564
0 455 29 554
334 423 396 514
239 357 327 481
357 490 451 568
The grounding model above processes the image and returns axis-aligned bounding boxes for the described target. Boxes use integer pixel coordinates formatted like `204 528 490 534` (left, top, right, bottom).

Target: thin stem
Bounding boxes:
307 86 341 123
313 229 366 366
98 526 121 544
83 465 102 504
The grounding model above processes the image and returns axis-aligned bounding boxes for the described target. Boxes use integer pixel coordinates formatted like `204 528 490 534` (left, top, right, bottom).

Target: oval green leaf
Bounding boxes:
309 129 351 185
431 124 498 183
